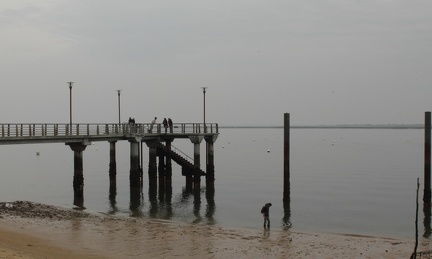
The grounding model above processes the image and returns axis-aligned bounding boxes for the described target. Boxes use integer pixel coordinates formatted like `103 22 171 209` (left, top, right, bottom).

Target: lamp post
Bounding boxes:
116 90 122 126
201 87 208 169
67 82 74 133
201 87 207 133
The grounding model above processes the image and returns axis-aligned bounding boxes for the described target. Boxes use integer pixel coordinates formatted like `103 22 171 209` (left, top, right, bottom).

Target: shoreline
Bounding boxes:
1 201 431 258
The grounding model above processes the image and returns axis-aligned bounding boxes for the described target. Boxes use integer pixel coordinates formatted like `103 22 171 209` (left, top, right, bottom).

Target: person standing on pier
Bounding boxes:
128 117 136 133
150 117 157 133
163 118 168 133
168 118 173 133
261 203 272 229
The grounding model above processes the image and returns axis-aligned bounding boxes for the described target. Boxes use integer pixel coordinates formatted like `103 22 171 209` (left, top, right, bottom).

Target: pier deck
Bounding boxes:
0 123 218 145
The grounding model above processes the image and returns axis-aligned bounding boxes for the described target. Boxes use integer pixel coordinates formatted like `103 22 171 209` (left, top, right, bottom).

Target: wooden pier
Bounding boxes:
0 122 219 203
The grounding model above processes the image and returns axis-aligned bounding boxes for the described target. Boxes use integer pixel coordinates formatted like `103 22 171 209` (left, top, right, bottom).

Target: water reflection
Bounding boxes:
107 181 216 226
282 198 292 230
73 195 84 209
108 184 118 214
148 186 158 218
158 180 165 203
130 188 144 217
205 188 216 225
145 184 176 220
424 204 431 238
192 189 202 224
144 185 216 225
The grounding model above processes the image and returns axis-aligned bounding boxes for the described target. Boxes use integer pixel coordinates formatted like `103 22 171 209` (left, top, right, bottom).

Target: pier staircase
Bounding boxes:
156 143 206 176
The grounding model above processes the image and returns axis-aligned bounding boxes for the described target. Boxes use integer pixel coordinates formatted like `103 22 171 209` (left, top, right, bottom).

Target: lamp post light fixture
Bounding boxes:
67 81 74 133
201 87 207 133
116 90 122 126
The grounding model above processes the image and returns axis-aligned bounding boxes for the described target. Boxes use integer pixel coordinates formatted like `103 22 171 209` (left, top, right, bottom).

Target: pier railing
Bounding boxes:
0 123 218 139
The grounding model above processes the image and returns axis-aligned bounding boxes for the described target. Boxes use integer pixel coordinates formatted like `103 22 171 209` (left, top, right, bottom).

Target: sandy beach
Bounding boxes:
0 201 430 258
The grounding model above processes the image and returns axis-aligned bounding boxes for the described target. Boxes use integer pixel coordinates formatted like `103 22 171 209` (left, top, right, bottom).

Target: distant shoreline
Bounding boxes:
220 124 423 129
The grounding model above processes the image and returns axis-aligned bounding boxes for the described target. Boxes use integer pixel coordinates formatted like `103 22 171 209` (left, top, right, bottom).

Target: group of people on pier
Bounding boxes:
127 117 173 133
150 117 173 133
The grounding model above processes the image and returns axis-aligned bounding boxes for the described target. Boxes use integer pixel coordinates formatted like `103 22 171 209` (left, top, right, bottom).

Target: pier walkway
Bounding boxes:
0 123 219 203
0 123 218 144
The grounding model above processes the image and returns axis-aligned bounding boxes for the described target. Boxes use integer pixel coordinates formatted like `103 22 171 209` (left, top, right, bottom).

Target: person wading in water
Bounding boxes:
261 203 272 229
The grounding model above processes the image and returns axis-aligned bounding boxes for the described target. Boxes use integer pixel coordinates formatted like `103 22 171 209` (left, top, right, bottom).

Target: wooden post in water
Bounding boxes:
283 113 290 201
425 111 431 204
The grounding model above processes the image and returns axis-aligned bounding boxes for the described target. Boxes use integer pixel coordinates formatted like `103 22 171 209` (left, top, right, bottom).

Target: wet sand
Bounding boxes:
1 201 430 258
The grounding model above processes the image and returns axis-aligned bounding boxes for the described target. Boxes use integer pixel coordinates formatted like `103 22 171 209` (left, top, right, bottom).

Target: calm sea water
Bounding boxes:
0 128 427 238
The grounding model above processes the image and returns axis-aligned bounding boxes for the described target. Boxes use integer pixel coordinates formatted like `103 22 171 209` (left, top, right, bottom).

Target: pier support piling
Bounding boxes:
205 135 218 190
193 142 201 190
184 167 193 191
146 141 158 190
129 137 141 190
109 141 117 187
190 136 204 191
165 139 173 190
67 142 89 199
140 142 144 187
158 152 166 194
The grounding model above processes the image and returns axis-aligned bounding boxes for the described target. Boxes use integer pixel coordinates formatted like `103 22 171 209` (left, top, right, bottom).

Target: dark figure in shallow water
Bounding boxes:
261 203 272 229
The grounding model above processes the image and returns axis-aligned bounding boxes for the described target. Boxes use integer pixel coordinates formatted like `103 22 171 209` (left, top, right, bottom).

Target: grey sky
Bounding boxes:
1 1 431 126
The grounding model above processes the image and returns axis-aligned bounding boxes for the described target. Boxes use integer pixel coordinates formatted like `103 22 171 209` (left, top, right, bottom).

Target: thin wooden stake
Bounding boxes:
412 178 420 259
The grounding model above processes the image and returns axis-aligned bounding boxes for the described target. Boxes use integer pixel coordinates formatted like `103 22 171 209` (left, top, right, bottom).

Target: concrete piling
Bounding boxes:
67 142 88 199
190 136 203 191
109 141 117 187
147 142 158 189
184 167 193 191
193 142 201 191
129 138 141 189
205 136 217 190
165 140 173 190
158 152 166 194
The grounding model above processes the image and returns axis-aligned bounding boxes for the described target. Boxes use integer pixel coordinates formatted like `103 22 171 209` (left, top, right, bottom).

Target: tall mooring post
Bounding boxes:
425 111 431 204
283 113 290 201
129 137 141 189
67 142 89 199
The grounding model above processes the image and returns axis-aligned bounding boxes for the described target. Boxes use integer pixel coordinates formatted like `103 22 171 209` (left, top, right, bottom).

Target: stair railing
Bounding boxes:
171 144 195 165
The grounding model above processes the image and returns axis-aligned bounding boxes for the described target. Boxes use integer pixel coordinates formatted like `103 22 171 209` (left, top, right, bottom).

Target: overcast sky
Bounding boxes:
1 1 431 126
